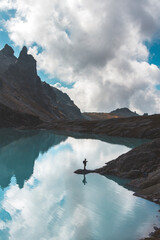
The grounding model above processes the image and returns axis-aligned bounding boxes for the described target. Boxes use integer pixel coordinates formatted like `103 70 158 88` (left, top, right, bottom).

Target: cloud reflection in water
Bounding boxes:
0 130 159 240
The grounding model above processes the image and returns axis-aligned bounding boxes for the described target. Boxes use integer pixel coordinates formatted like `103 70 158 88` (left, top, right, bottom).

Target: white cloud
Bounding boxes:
0 0 18 11
2 0 160 113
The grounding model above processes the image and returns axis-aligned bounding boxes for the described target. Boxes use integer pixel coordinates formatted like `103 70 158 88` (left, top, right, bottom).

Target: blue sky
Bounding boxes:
0 10 19 52
0 14 74 88
0 10 74 87
0 18 159 90
1 25 159 90
145 39 160 67
38 71 75 89
0 1 160 114
144 39 160 91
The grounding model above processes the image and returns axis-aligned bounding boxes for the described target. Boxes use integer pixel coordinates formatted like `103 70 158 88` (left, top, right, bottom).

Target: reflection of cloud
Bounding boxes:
67 137 130 168
0 137 159 240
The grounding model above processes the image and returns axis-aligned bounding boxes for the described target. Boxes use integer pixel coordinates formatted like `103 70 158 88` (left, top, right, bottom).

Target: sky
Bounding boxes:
0 0 160 114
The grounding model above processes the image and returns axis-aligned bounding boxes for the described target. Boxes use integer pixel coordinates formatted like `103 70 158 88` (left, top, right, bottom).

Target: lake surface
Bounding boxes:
0 129 159 240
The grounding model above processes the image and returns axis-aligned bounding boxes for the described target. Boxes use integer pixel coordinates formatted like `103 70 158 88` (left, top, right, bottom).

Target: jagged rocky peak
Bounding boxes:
0 44 17 74
0 45 37 79
1 44 15 57
0 43 83 122
17 46 37 78
19 46 27 57
18 46 33 61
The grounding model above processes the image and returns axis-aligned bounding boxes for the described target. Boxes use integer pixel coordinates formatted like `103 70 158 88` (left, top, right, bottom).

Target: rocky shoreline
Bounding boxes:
98 139 160 204
42 114 160 139
141 228 160 240
75 138 160 239
1 120 160 239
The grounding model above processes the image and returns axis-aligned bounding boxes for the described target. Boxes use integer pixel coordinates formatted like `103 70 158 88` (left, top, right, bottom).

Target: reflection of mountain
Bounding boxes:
0 129 67 189
104 175 132 191
0 128 149 190
54 131 149 148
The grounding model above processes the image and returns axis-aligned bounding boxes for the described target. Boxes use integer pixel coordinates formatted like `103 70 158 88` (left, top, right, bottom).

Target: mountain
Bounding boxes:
83 112 119 120
0 44 83 127
110 107 139 117
83 108 139 120
46 114 160 139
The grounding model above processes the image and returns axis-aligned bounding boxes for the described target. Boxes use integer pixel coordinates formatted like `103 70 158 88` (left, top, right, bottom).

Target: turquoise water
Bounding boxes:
0 129 159 240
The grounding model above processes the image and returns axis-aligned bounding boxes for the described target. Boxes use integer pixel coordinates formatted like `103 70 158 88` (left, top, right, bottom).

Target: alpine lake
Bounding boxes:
0 129 159 240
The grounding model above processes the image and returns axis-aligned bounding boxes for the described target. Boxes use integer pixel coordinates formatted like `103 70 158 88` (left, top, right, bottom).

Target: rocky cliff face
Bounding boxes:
0 44 83 126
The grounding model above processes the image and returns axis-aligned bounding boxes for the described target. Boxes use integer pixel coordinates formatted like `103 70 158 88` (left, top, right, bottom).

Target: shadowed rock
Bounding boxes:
110 107 139 117
45 114 160 139
1 44 15 57
16 46 37 81
0 45 17 74
0 44 84 127
96 139 160 179
74 169 95 174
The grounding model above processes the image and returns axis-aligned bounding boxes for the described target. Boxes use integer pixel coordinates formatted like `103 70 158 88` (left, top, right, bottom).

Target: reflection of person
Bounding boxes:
82 174 87 185
83 158 88 170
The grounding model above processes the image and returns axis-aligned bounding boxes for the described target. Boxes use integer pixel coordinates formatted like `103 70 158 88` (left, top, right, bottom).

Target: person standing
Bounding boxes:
83 158 88 170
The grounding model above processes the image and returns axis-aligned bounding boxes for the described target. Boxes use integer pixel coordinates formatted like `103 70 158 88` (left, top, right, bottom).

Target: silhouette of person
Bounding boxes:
82 174 87 185
83 158 88 170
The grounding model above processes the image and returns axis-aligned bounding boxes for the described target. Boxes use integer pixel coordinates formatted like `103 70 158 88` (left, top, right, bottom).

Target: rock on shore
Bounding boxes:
75 139 160 204
45 114 160 139
141 228 160 239
75 138 160 239
96 138 160 203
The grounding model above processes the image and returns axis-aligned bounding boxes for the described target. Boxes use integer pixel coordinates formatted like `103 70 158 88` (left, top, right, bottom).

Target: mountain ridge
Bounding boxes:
0 44 83 126
110 107 139 117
